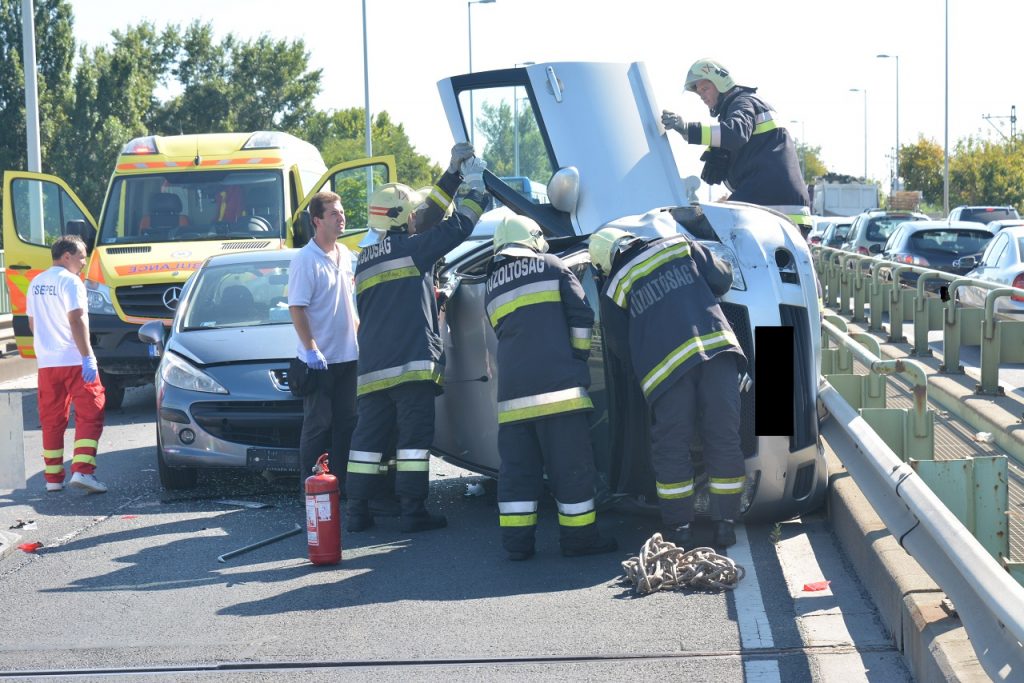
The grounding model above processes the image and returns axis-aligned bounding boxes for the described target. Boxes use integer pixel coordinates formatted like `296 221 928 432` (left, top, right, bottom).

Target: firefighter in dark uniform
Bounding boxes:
589 227 747 548
345 143 491 533
661 59 812 238
485 215 618 560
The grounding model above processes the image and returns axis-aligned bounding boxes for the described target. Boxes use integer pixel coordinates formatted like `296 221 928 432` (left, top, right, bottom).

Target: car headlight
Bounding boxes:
86 281 116 315
160 352 228 394
699 241 747 291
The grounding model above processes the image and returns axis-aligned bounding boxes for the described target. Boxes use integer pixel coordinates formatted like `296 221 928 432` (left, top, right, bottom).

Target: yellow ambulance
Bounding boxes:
3 131 395 408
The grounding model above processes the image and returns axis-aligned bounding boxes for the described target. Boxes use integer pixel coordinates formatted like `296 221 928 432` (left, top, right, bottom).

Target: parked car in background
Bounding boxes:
433 61 826 523
807 215 832 244
817 216 855 248
947 205 1020 225
841 209 929 255
138 250 303 489
880 220 995 290
985 219 1024 234
957 225 1024 318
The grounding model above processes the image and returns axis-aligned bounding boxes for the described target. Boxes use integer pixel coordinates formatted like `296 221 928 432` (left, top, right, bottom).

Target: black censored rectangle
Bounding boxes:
755 326 794 436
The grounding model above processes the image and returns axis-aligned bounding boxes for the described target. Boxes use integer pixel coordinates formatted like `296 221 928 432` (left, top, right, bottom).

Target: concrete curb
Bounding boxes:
825 429 990 681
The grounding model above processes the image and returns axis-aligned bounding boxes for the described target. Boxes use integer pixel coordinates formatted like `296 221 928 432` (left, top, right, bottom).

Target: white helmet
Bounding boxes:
588 227 635 274
684 59 736 94
493 214 548 254
361 183 422 247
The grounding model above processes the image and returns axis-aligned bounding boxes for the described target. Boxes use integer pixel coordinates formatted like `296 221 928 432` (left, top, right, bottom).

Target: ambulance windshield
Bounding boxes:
97 170 284 245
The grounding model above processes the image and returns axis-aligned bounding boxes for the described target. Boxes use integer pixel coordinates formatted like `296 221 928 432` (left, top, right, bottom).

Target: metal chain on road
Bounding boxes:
621 533 745 595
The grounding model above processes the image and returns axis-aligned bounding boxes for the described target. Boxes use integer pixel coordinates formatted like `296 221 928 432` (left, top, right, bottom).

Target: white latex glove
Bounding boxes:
461 157 488 192
303 348 328 371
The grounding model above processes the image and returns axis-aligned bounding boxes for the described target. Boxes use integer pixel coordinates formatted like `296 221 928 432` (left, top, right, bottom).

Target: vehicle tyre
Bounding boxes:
156 427 198 490
101 372 125 411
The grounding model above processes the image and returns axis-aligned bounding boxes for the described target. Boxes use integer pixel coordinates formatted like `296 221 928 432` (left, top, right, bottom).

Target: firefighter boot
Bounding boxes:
714 520 737 548
561 534 618 558
345 499 375 532
399 497 448 532
664 523 692 549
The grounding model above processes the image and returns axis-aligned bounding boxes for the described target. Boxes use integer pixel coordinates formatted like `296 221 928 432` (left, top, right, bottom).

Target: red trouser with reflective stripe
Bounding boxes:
37 366 106 483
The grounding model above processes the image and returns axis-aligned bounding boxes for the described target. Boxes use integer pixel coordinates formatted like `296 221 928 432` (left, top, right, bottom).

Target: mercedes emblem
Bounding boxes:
162 286 183 311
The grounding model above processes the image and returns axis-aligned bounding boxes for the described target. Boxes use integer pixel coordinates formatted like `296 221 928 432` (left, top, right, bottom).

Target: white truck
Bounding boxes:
811 178 878 217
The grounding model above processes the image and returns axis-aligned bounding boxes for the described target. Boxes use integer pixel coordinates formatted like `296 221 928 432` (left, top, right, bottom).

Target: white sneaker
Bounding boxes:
69 472 108 494
46 481 64 492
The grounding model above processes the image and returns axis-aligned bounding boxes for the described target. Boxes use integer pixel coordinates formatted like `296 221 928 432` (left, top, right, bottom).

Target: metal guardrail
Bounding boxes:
821 382 1024 679
813 246 1024 395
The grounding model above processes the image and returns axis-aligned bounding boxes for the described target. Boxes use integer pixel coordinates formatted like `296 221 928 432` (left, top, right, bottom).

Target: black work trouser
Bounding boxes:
497 411 601 554
298 361 357 496
649 352 745 527
346 381 435 502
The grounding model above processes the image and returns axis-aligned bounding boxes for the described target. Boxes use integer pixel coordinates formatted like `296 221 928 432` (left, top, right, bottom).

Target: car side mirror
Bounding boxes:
547 166 580 214
869 243 882 254
953 255 976 270
66 219 97 253
138 320 167 347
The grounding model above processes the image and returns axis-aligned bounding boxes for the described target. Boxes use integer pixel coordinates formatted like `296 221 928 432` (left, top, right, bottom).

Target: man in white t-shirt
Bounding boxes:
288 191 360 496
26 235 107 494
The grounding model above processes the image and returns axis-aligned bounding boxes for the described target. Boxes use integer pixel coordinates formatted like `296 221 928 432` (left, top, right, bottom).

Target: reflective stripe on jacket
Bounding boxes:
600 236 746 404
485 247 594 424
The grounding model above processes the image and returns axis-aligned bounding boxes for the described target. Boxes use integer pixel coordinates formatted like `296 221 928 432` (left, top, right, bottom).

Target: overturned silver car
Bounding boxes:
431 62 825 522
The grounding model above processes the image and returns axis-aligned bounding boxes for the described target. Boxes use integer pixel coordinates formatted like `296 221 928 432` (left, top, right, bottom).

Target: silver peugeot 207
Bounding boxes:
139 249 303 489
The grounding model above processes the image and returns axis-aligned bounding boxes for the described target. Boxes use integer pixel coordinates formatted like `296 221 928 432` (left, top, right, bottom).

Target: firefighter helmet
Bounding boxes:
683 59 736 94
493 214 548 254
589 227 635 274
367 183 422 232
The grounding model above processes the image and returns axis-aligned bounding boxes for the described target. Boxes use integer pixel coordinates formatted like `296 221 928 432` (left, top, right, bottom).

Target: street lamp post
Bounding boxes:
789 119 805 179
361 0 372 199
850 88 868 179
467 0 496 146
877 53 900 191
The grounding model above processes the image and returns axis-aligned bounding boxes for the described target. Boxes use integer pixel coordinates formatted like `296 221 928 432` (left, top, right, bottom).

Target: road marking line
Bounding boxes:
731 524 775 650
744 659 782 681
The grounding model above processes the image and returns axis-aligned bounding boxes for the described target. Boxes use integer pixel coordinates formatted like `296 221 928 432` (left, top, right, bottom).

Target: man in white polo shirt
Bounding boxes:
288 191 360 495
26 234 107 494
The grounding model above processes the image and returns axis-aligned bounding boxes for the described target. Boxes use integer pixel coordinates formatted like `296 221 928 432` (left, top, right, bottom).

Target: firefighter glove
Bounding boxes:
661 110 686 133
448 142 476 173
303 348 328 371
700 147 731 186
461 156 488 192
82 356 98 384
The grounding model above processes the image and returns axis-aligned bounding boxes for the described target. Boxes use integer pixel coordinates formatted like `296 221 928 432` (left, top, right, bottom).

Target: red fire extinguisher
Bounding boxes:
305 453 341 565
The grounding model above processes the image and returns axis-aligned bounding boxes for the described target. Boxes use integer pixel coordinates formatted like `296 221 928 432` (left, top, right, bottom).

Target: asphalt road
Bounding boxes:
0 363 908 681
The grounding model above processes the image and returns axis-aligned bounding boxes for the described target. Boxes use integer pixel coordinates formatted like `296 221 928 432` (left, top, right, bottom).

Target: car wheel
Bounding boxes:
156 426 197 490
101 372 125 411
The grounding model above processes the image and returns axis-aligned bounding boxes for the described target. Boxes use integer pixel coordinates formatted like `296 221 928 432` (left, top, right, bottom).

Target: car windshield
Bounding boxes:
181 259 292 330
866 215 919 241
908 229 993 256
961 208 1019 224
98 170 284 245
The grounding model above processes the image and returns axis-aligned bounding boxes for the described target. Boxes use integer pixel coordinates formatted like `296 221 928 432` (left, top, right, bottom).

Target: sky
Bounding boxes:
66 0 1022 194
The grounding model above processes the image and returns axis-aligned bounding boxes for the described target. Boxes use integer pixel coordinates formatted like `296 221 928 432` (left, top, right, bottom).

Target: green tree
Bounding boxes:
476 100 548 181
306 108 439 189
899 136 945 205
0 0 75 175
50 22 177 214
949 137 1024 209
795 142 827 183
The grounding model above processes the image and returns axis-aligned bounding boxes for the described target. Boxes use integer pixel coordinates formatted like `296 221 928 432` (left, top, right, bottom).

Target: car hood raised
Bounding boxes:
167 325 297 366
